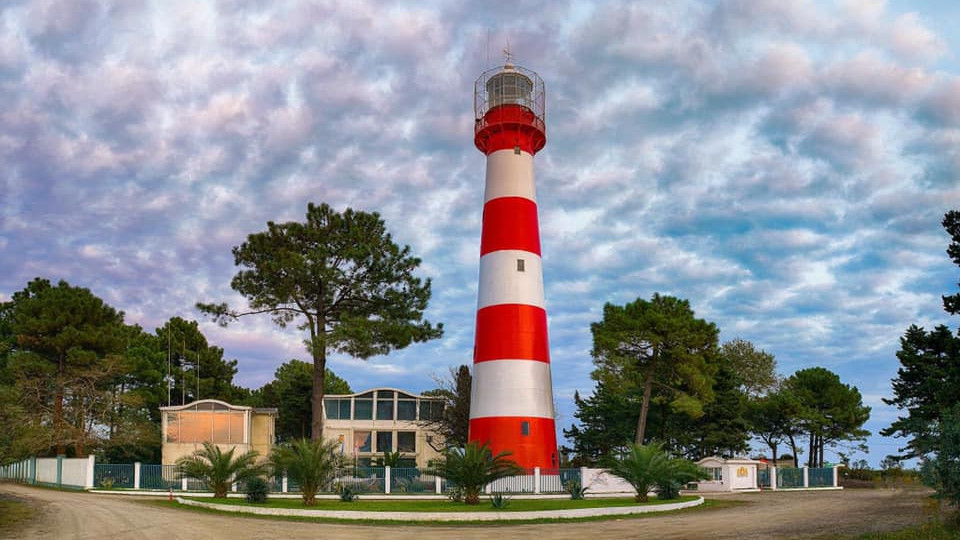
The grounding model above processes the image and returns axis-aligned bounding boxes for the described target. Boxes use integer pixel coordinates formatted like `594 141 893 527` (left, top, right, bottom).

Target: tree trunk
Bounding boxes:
55 353 65 455
635 364 656 445
787 433 800 467
310 316 327 442
818 435 824 468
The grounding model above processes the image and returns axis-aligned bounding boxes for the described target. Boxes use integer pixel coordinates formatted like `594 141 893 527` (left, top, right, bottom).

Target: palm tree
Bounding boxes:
605 442 709 502
270 438 342 506
175 442 269 498
432 441 523 505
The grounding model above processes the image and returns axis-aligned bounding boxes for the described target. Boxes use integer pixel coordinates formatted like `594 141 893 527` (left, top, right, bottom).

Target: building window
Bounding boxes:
514 145 521 155
376 390 395 421
517 259 525 272
419 400 444 421
705 467 723 481
397 399 417 421
164 406 245 444
354 431 372 452
324 398 351 420
521 421 530 436
354 393 374 420
397 431 416 452
376 431 393 453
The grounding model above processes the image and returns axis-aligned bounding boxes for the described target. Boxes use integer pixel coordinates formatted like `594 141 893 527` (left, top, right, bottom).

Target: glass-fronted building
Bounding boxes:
323 388 445 468
160 400 277 465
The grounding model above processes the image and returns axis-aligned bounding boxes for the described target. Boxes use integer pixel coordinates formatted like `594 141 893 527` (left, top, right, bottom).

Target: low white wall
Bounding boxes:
60 458 89 487
35 458 59 484
581 468 635 493
695 480 728 492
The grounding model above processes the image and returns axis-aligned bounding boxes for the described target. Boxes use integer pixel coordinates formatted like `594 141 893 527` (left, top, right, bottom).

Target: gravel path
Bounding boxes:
0 483 939 540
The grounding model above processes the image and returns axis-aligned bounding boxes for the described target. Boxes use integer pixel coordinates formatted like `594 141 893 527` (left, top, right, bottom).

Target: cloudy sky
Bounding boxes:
2 0 958 465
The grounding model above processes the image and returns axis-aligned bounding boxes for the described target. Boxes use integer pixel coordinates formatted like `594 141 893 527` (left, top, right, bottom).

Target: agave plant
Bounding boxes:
605 442 709 502
432 441 523 505
174 441 269 498
270 438 343 506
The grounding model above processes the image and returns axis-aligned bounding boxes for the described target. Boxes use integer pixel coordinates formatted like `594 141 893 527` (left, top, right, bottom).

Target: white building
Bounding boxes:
695 456 764 492
322 388 445 468
160 399 277 465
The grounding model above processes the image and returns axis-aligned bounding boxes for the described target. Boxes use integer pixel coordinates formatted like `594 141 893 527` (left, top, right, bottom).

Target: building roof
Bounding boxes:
159 398 277 415
697 456 767 466
324 387 442 400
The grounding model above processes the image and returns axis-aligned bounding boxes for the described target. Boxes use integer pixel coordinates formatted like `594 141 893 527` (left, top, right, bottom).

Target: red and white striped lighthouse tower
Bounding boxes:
468 59 557 469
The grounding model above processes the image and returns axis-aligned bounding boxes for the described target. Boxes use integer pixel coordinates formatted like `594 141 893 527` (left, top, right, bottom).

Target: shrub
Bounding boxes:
656 480 681 500
270 439 342 506
605 443 709 502
244 477 269 504
339 485 358 502
490 493 511 508
175 441 268 499
432 441 523 505
565 480 588 500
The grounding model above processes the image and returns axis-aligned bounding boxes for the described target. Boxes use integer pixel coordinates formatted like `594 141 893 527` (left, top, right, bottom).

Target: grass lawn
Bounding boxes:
181 495 701 512
0 495 34 533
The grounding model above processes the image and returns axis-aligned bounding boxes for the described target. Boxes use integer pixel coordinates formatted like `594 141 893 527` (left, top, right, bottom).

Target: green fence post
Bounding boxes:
56 455 64 488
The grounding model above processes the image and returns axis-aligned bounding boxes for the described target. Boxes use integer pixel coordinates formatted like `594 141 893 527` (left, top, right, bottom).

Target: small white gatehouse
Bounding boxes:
695 456 764 492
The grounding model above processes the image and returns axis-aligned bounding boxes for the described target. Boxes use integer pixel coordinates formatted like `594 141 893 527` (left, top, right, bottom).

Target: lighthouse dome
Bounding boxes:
485 65 534 109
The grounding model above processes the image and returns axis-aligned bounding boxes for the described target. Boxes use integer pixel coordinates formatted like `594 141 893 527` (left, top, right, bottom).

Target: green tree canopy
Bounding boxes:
746 388 803 466
198 202 443 441
881 324 960 459
942 210 960 316
719 338 778 397
249 359 351 442
590 294 719 445
562 380 639 466
4 278 127 456
784 367 870 467
883 210 960 477
420 364 471 449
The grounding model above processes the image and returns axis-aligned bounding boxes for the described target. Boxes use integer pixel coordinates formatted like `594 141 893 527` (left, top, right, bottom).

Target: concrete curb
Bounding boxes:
175 496 704 522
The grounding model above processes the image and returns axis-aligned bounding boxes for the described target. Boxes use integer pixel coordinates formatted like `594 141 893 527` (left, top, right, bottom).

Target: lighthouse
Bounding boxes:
468 59 557 469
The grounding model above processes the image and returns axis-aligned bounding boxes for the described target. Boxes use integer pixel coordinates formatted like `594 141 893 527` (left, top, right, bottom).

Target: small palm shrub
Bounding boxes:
270 438 342 506
432 441 523 505
490 493 511 508
373 451 403 467
175 441 269 499
605 443 709 502
565 480 588 500
339 485 358 502
655 480 681 500
244 476 270 504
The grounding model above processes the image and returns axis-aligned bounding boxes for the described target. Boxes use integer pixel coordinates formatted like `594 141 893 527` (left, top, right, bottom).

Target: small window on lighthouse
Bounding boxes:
514 145 521 155
516 259 525 272
521 421 530 436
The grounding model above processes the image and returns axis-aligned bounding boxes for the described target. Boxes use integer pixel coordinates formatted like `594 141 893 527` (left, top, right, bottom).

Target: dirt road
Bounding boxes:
0 483 940 540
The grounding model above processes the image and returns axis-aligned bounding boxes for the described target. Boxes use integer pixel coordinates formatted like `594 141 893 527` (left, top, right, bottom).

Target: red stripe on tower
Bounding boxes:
468 60 558 470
